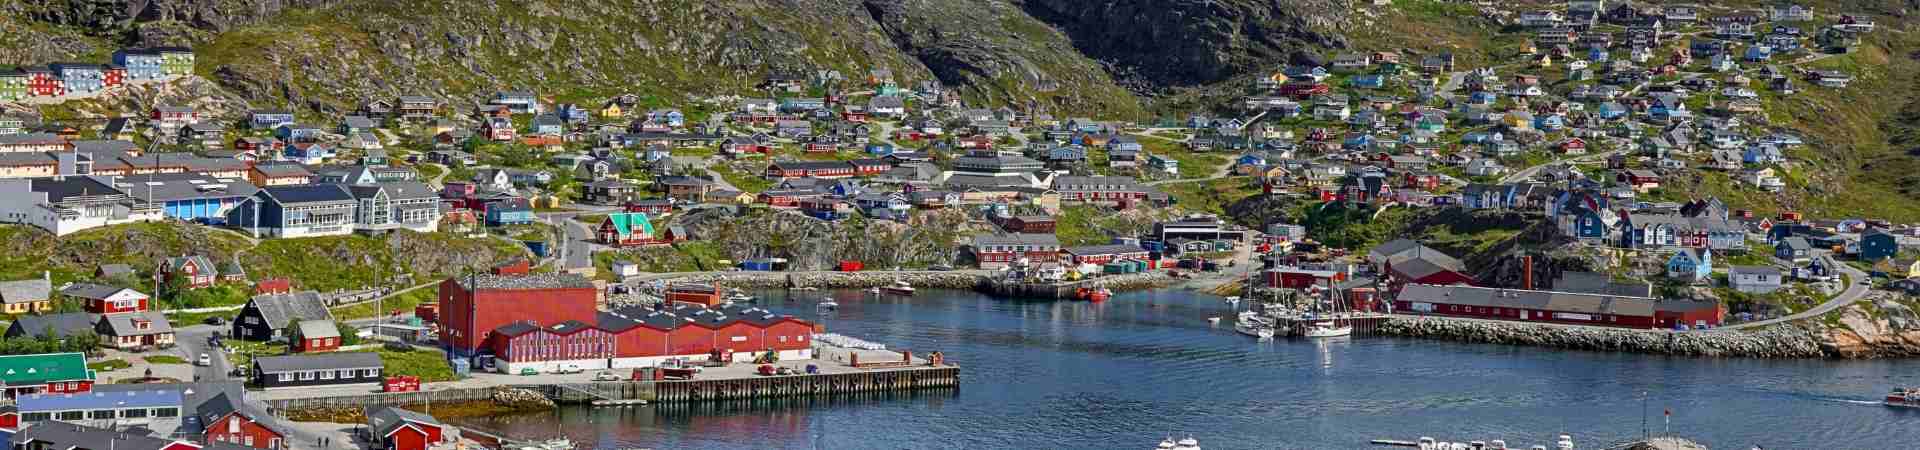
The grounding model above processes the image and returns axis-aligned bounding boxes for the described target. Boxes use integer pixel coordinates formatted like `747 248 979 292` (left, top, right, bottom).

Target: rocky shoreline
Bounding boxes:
1377 316 1833 358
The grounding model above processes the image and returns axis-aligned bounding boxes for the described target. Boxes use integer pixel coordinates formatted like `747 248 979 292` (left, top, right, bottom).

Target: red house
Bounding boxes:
1279 82 1331 98
764 161 857 179
201 396 287 449
438 272 597 355
998 215 1057 233
1063 244 1150 265
369 407 447 450
291 321 342 353
253 277 293 295
850 158 891 176
160 255 219 288
1561 137 1588 153
971 233 1061 269
1401 172 1441 190
23 67 61 97
1263 268 1346 289
104 66 125 87
62 283 150 315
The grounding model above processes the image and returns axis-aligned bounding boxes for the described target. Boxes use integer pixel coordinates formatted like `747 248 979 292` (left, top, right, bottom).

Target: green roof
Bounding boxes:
605 212 654 237
0 353 95 386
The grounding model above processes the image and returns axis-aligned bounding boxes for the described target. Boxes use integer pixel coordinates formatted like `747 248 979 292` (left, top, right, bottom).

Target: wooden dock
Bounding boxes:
1272 314 1391 337
528 365 961 405
653 366 960 402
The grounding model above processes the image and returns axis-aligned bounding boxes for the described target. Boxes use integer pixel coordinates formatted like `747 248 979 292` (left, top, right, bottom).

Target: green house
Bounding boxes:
0 352 96 396
158 47 195 76
0 71 25 102
597 212 658 247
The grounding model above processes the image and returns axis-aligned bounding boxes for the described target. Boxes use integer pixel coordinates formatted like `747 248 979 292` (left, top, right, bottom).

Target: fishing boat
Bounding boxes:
1886 387 1920 408
880 280 917 295
1256 329 1275 341
1087 287 1112 302
1233 311 1274 338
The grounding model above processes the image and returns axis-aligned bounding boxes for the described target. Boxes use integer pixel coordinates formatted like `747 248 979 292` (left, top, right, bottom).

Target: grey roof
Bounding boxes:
1065 244 1147 256
296 320 340 339
7 313 94 339
1552 271 1654 298
454 273 594 291
253 352 382 373
1398 283 1656 317
96 263 134 278
248 291 336 330
60 282 140 300
101 311 174 337
261 184 355 205
347 181 438 201
0 278 51 304
972 233 1061 247
29 176 125 203
15 422 187 450
368 407 442 438
1729 265 1781 276
115 172 259 203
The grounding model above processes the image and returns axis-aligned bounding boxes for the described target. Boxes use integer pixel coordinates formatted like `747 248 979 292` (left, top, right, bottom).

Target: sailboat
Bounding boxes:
1304 278 1352 338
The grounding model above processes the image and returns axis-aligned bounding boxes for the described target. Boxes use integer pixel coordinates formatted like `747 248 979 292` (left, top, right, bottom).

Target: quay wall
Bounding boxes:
653 272 984 289
1377 316 1829 358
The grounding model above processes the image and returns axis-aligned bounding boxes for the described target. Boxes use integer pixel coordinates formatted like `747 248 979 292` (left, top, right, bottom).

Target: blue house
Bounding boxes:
1534 114 1568 131
866 143 896 155
485 198 535 226
1467 91 1499 106
1570 208 1612 240
1342 133 1376 150
1462 131 1504 144
1860 228 1900 261
1350 74 1387 89
1107 136 1144 153
530 113 565 135
1236 153 1269 167
225 184 359 238
1744 145 1785 164
1776 237 1813 262
51 63 105 95
113 49 165 81
276 123 324 142
1588 47 1610 62
1667 248 1713 282
647 109 686 127
1744 45 1773 62
557 103 591 124
1598 102 1629 120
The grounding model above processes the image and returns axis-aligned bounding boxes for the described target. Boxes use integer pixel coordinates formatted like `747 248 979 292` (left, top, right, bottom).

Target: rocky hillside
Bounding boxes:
0 0 1350 118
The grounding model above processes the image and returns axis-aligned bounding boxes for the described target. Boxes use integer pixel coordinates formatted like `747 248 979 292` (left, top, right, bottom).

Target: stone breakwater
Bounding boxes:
646 271 1176 297
1378 316 1830 358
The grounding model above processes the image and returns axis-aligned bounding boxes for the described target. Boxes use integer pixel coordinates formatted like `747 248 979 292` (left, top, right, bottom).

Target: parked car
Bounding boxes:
203 316 225 325
519 368 539 376
196 353 210 366
557 363 585 374
593 371 621 381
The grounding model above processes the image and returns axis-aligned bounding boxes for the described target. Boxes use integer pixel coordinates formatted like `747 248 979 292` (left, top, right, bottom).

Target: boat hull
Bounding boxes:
880 288 916 295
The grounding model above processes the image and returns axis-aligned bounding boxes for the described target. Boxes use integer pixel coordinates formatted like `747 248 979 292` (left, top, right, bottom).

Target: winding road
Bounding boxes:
1721 253 1870 330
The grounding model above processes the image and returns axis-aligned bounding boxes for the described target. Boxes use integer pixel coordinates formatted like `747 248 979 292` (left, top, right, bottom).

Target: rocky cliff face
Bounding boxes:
1820 294 1920 358
3 0 1338 117
678 208 988 271
1016 0 1346 91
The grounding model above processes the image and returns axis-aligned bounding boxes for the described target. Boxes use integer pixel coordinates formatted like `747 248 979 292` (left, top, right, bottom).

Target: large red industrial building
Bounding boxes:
485 303 817 373
1393 284 1723 329
437 272 598 356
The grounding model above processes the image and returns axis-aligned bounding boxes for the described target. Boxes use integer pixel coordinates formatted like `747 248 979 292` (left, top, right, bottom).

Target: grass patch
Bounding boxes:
88 359 131 372
144 355 188 365
332 287 437 321
1161 177 1261 216
374 347 458 382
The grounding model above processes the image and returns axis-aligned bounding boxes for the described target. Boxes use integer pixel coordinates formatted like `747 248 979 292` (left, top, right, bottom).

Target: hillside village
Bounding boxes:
0 0 1915 449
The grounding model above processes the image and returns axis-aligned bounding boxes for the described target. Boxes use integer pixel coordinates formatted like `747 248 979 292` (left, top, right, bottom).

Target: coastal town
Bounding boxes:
0 0 1917 449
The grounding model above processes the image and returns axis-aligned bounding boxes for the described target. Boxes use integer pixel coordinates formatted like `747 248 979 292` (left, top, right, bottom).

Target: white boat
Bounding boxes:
724 292 755 303
1223 296 1240 306
817 299 839 310
1256 329 1275 341
1206 317 1221 325
1304 323 1352 338
1156 437 1177 450
1173 436 1200 450
880 280 916 295
517 438 573 450
866 287 881 294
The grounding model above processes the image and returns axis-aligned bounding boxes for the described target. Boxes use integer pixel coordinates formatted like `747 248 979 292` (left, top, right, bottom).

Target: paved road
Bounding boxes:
1722 253 1870 330
535 206 622 270
1497 149 1626 184
172 324 234 382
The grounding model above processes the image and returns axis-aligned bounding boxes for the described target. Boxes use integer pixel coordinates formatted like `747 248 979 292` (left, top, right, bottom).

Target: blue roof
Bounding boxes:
18 389 183 412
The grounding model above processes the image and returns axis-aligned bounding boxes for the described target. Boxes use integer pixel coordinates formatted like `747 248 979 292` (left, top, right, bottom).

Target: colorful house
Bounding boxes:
597 212 662 247
368 407 447 450
1666 248 1713 283
0 353 94 397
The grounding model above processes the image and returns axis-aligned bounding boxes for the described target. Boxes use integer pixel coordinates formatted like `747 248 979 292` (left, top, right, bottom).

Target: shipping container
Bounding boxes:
838 260 865 272
1104 263 1127 274
523 240 549 257
742 259 776 271
771 258 791 271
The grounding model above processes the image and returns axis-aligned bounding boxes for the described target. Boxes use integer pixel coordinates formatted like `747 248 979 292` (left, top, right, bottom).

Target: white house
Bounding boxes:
1729 266 1784 293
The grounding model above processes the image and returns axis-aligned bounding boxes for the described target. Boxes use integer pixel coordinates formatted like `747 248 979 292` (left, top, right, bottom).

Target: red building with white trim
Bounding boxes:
1392 284 1721 329
971 233 1061 269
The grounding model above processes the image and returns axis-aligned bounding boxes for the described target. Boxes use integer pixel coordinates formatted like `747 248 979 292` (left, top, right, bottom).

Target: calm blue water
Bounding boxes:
464 289 1920 449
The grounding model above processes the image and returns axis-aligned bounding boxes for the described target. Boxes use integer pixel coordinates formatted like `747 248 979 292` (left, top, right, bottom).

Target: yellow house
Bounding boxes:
0 277 53 315
600 101 626 119
727 191 758 204
1879 258 1920 279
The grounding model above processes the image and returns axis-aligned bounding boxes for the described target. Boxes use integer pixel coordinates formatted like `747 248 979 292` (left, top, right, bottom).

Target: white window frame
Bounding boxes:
278 373 292 382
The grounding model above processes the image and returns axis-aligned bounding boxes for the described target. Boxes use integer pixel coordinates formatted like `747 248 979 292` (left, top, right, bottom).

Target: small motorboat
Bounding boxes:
1086 287 1112 302
724 292 755 303
1155 437 1177 450
1886 387 1919 408
1173 435 1200 450
866 287 881 294
816 299 839 311
880 280 917 295
1224 296 1240 306
1206 317 1221 325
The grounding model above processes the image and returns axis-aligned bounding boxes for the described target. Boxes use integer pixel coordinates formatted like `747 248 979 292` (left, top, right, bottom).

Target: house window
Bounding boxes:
245 436 254 446
319 370 333 380
278 373 293 382
298 371 313 380
123 408 148 418
57 411 84 421
155 407 179 417
363 368 379 377
338 369 350 379
22 412 50 422
91 409 116 419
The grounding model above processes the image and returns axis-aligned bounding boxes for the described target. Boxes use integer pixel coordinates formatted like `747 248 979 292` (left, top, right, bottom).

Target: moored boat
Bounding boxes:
817 299 839 311
881 280 917 295
1886 387 1919 408
1304 323 1352 338
1087 287 1112 302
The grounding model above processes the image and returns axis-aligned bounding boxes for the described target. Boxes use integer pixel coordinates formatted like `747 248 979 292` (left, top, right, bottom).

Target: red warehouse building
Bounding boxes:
1064 244 1150 265
664 283 723 306
486 304 818 373
438 272 598 356
971 233 1061 269
1263 268 1346 289
1391 284 1718 329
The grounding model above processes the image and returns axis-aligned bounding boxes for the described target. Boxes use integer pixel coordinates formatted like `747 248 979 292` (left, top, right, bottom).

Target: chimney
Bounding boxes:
1521 255 1535 290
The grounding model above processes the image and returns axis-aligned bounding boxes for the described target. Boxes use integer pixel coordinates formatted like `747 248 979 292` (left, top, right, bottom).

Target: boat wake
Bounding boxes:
1813 397 1883 406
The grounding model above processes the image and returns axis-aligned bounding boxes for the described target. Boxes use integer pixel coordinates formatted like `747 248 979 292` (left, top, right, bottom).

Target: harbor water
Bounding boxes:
461 289 1920 449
